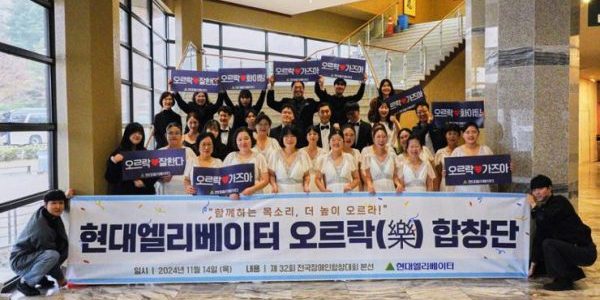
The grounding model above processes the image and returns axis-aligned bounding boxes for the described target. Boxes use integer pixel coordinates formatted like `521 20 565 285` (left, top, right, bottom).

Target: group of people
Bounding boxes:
104 76 495 198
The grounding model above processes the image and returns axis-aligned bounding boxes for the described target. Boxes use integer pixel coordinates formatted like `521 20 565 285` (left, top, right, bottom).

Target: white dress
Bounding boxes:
315 152 357 193
434 147 454 192
361 150 397 192
344 148 362 191
156 146 197 195
223 151 269 194
299 147 327 192
396 146 434 165
269 149 311 193
450 145 494 193
252 137 281 162
397 158 436 192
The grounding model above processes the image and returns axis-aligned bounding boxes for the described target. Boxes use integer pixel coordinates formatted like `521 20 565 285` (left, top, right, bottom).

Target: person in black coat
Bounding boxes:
412 102 446 153
221 88 266 130
315 102 333 151
173 90 224 131
151 91 182 149
203 119 230 160
314 75 366 126
269 103 303 146
105 122 157 195
266 76 318 137
528 175 597 291
344 102 372 151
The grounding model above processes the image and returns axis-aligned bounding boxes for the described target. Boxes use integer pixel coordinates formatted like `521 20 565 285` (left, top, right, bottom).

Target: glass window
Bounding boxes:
203 47 220 71
222 25 265 51
0 52 50 122
168 42 176 67
132 18 150 55
133 87 152 124
132 53 151 86
120 46 130 80
307 39 337 58
131 0 149 23
268 32 304 56
0 133 51 198
222 50 265 68
153 64 167 91
120 9 129 44
152 3 166 38
121 84 130 124
0 0 49 56
153 33 166 65
168 16 175 40
202 22 219 46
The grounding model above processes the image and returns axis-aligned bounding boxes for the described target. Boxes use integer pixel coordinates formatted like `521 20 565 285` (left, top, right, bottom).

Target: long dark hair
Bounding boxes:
191 91 211 106
238 89 253 107
231 127 256 151
119 122 146 151
368 99 392 128
377 79 395 100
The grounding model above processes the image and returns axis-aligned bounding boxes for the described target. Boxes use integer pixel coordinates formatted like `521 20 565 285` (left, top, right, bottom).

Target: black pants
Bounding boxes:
543 239 597 280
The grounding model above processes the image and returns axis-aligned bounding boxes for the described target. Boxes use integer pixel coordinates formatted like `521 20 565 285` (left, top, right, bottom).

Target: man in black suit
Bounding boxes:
344 102 372 151
267 76 318 138
315 102 333 151
270 104 306 147
412 102 446 153
314 74 366 126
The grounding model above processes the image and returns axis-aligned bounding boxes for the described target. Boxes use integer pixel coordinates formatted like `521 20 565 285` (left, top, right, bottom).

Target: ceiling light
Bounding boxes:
582 0 591 4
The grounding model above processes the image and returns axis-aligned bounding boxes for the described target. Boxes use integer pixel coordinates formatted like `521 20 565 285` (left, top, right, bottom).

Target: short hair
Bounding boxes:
530 175 553 190
318 101 331 110
255 113 272 126
159 91 173 107
281 103 298 120
341 123 356 135
165 122 182 134
191 91 211 104
415 102 430 110
44 189 67 203
462 121 480 133
244 108 258 118
328 128 344 141
231 127 256 151
186 111 200 122
344 102 360 114
217 106 233 115
333 78 347 86
291 80 305 89
278 125 301 148
444 123 461 135
203 119 220 132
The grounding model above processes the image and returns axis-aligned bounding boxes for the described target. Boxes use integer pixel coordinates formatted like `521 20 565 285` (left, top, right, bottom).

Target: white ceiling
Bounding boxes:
218 0 363 15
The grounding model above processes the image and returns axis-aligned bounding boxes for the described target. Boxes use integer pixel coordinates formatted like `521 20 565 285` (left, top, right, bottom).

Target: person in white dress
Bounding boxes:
223 127 270 199
433 124 461 192
156 123 197 195
362 124 401 193
253 113 281 161
300 126 328 192
395 127 434 165
368 100 395 146
315 129 360 193
397 135 436 192
449 122 494 193
184 132 223 195
341 124 363 191
268 126 311 193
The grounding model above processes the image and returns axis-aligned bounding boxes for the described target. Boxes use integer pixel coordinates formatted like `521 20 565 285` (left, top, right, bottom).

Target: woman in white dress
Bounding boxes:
268 126 311 193
450 122 493 193
156 123 197 195
362 124 401 193
341 124 363 191
253 114 281 161
368 100 395 144
184 132 223 195
397 135 436 192
315 129 360 193
433 124 461 192
299 126 327 192
223 127 270 199
395 127 434 164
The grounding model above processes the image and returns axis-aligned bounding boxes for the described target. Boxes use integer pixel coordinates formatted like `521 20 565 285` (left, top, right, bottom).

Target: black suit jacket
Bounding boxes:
344 120 372 151
412 122 446 152
266 90 318 135
315 122 332 148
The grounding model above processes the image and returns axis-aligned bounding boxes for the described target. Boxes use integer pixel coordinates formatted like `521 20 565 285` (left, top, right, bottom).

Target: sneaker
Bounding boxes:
543 278 574 291
37 276 56 289
17 281 41 296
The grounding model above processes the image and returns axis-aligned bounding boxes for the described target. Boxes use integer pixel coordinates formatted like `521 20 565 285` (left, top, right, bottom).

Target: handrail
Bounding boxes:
336 1 399 45
402 1 465 52
357 41 379 85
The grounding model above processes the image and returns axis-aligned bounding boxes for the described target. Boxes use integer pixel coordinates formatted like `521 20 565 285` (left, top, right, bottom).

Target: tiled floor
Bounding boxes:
4 163 600 299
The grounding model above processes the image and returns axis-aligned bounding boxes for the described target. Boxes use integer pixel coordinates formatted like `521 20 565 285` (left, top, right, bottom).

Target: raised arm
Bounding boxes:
173 92 191 114
253 90 266 112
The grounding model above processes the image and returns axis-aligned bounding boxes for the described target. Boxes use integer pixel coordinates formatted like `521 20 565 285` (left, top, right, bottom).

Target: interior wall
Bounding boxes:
402 0 463 24
579 79 599 163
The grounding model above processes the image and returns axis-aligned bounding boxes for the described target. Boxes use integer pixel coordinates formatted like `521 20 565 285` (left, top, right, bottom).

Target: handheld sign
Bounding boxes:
170 70 220 93
122 149 186 180
432 101 484 129
273 60 320 82
319 56 366 81
193 164 254 195
218 68 267 90
444 155 511 186
388 85 427 115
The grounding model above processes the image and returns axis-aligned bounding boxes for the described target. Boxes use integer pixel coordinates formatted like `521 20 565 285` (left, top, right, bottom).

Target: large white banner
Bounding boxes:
66 192 530 284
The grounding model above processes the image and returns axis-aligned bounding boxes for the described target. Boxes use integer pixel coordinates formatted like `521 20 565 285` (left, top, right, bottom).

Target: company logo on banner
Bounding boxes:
194 164 254 195
218 68 267 90
122 149 186 180
445 155 511 186
319 56 366 81
432 101 485 129
388 85 427 115
273 60 320 82
67 192 529 284
170 70 220 93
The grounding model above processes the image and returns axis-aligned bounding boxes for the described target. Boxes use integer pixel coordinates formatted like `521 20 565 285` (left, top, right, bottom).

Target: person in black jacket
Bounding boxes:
203 119 230 160
151 91 182 149
173 90 224 131
528 175 597 291
105 122 157 195
221 88 266 130
412 102 446 153
10 190 70 296
314 74 366 126
344 101 372 151
267 76 318 137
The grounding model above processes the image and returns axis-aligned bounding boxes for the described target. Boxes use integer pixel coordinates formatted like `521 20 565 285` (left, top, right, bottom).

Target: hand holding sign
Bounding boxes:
388 85 427 115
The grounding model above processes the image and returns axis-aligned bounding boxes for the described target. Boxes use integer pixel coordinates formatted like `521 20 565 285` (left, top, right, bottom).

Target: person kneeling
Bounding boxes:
528 175 597 291
10 190 69 296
